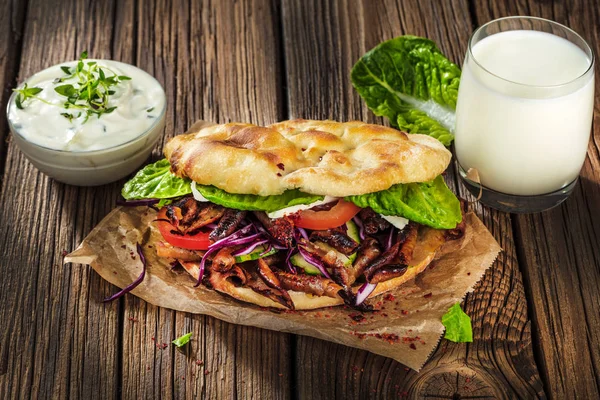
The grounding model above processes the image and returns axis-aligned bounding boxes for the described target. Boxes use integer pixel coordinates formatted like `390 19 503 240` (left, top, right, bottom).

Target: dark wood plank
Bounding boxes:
470 2 600 398
282 0 545 398
0 1 123 399
119 1 291 399
0 0 27 170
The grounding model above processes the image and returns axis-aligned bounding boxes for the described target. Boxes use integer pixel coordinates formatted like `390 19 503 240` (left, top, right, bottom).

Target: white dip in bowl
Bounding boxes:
7 58 166 186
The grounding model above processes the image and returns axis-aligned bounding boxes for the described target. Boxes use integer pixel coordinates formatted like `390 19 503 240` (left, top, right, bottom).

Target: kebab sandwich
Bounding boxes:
122 120 465 310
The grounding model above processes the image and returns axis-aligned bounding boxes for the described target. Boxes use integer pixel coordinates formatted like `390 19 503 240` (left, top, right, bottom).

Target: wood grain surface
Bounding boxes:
470 2 600 398
0 0 598 399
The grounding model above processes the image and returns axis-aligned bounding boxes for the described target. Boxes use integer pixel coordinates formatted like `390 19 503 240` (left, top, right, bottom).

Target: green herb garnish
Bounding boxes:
12 51 132 124
13 83 43 110
172 332 192 348
53 51 131 123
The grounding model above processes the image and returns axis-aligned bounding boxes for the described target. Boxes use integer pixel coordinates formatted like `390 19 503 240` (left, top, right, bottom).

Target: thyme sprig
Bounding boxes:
12 51 132 124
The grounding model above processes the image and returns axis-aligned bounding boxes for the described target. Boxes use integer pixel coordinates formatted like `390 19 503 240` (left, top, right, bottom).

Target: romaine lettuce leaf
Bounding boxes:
122 159 192 200
442 303 473 343
195 185 324 212
345 175 461 229
121 159 324 211
351 35 460 146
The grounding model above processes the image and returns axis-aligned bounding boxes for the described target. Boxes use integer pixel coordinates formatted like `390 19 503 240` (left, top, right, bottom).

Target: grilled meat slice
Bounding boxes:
369 264 408 284
207 264 248 288
254 211 294 248
299 239 352 286
358 208 390 234
209 209 247 241
274 271 342 298
211 247 237 272
310 230 359 255
397 223 418 265
164 198 225 234
363 241 401 282
244 262 294 309
185 203 225 234
156 242 204 261
347 237 381 284
256 258 285 291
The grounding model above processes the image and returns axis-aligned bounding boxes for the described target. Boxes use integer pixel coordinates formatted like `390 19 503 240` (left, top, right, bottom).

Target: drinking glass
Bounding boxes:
455 16 595 213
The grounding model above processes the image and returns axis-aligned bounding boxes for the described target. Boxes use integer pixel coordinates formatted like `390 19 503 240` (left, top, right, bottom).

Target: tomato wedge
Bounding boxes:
294 199 361 230
156 208 211 250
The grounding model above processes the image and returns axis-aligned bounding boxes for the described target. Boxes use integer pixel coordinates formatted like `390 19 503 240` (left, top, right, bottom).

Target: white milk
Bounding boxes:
455 30 594 196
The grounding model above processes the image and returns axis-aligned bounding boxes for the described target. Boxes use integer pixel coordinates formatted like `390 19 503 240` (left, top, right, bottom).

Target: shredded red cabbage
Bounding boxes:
355 282 377 306
352 216 366 240
386 228 395 250
285 248 297 274
298 245 332 279
232 239 270 256
296 227 309 240
103 243 147 302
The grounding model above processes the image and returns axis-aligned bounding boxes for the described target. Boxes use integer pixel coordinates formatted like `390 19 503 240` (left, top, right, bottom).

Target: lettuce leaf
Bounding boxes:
442 303 473 343
351 35 461 146
121 159 192 200
195 184 324 212
344 175 461 229
121 159 324 211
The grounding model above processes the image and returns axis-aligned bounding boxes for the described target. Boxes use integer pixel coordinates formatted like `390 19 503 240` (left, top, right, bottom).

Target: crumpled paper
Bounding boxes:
66 207 500 371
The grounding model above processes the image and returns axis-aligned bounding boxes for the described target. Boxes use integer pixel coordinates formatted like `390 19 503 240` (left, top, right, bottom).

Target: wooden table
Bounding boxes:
0 1 598 398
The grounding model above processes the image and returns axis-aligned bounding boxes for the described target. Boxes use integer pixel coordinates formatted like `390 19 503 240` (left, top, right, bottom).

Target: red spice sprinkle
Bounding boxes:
278 373 283 377
401 310 408 315
151 337 155 341
301 148 306 151
409 343 417 350
277 163 285 170
113 271 118 275
423 292 432 298
147 366 151 370
465 377 471 383
204 370 210 375
404 367 409 371
196 360 204 366
61 250 68 257
128 317 138 322
384 293 396 301
467 272 471 276
276 173 282 177
181 376 185 380
349 313 366 323
120 245 127 249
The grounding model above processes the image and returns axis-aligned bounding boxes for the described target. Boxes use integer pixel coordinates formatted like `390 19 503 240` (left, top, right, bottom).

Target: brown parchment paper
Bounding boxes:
65 207 500 371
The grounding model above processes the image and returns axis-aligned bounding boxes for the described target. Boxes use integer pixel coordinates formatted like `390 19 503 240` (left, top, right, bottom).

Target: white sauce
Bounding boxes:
267 196 338 219
8 59 166 152
381 215 408 230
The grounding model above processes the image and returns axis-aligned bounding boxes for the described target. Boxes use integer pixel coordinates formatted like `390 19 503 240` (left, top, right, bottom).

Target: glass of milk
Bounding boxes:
455 16 595 213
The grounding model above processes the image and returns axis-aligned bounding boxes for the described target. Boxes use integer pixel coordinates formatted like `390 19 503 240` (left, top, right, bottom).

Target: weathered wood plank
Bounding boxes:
0 1 123 399
0 0 27 170
470 2 600 398
282 0 544 398
119 1 291 399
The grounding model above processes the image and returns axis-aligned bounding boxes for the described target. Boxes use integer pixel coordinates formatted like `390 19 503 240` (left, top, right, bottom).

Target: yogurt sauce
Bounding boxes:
8 59 166 152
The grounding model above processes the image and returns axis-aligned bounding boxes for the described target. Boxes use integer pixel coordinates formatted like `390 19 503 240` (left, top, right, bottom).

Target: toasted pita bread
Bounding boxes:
178 226 447 310
164 120 451 197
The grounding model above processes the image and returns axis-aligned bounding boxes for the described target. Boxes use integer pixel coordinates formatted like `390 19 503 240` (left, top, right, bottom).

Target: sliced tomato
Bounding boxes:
294 199 361 230
156 208 211 250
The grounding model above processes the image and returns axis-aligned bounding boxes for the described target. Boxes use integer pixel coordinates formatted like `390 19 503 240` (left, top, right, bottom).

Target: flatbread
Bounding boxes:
178 226 447 310
164 119 451 197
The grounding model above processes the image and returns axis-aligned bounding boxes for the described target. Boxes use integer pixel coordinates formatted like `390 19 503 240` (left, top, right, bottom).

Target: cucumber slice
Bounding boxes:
346 219 361 243
290 253 321 275
345 220 360 263
234 246 278 263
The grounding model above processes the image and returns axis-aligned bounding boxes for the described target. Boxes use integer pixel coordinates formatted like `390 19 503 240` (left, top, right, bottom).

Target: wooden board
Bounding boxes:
470 1 600 398
281 0 545 398
0 0 291 399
